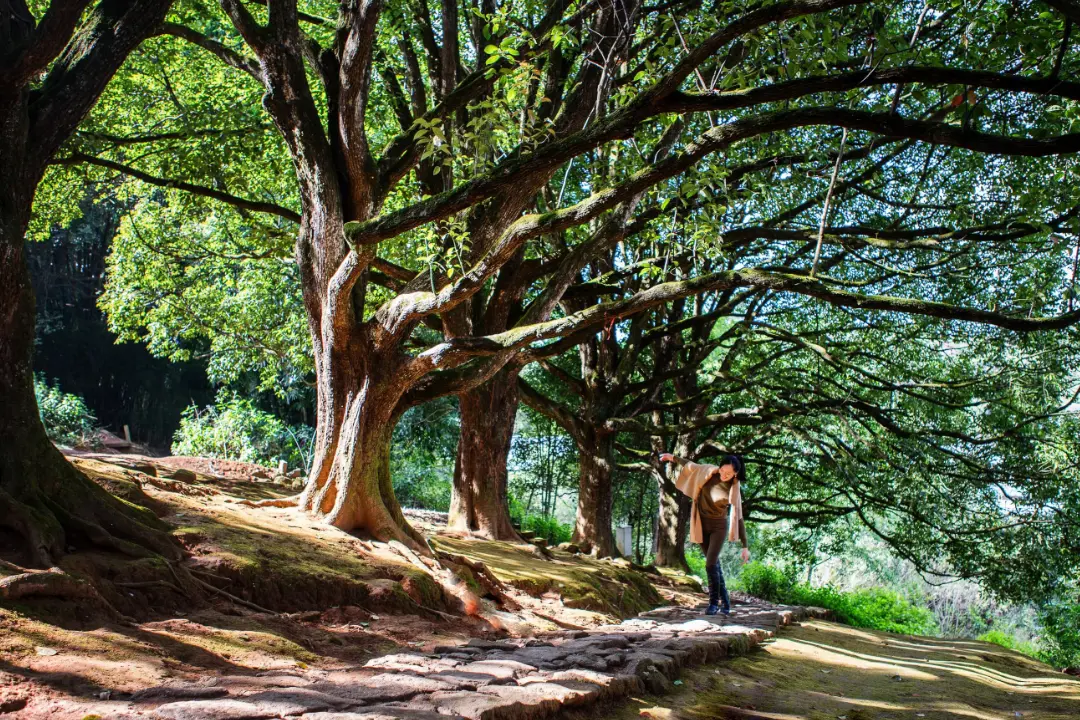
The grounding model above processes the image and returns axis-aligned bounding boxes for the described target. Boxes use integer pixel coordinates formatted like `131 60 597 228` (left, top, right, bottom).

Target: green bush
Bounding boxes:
172 393 313 469
390 399 456 511
35 376 97 446
1036 600 1080 670
520 513 573 545
508 498 573 544
685 546 707 581
737 561 795 599
977 629 1039 657
392 465 452 511
736 562 938 636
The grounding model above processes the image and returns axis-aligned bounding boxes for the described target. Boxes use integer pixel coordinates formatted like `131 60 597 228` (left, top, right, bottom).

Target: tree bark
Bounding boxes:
448 367 521 540
654 473 690 570
298 334 426 549
1 121 178 567
572 427 617 557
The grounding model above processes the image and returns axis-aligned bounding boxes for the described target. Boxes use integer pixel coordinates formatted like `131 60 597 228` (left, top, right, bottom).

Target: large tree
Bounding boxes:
48 0 1080 554
1 0 182 567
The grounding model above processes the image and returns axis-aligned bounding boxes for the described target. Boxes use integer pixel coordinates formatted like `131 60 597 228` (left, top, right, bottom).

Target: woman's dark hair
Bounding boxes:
720 454 746 482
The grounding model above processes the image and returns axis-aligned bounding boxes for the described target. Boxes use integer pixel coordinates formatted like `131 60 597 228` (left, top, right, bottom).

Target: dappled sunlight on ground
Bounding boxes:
1 454 713 717
579 620 1080 720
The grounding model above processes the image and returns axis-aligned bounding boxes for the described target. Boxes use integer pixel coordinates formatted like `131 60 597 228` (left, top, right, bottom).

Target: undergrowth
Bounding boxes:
736 562 937 636
509 498 573 544
35 375 97 447
736 562 1080 671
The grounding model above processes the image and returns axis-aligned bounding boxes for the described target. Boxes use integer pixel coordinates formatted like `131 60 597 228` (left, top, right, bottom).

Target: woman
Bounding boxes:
659 453 750 616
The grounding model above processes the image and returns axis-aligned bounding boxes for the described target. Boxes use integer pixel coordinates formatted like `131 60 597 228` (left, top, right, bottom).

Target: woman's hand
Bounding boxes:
741 547 751 564
659 453 675 463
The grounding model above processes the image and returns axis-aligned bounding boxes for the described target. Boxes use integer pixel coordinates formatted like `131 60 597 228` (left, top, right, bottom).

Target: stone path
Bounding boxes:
130 600 826 720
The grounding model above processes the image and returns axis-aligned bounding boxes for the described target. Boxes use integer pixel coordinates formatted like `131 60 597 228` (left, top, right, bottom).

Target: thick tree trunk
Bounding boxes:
448 368 521 540
0 141 179 567
299 338 425 550
654 475 690 570
573 428 617 557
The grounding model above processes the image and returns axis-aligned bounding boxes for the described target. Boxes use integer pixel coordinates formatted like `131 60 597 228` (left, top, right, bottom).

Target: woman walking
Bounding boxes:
659 453 750 615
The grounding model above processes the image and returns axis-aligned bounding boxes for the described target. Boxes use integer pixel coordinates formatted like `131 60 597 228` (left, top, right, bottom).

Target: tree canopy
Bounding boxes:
10 0 1080 597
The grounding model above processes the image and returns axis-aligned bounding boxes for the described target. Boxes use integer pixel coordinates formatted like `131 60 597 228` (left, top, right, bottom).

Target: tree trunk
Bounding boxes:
299 337 425 550
448 368 521 540
0 139 178 567
654 474 690 570
573 428 617 557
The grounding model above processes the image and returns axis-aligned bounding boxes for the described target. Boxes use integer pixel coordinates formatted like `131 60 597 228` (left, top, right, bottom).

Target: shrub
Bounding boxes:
392 465 452 511
520 513 573 545
978 629 1039 657
685 546 707 581
508 498 573 544
390 399 457 511
35 375 97 446
737 562 795 599
1037 600 1080 670
172 393 313 469
736 562 938 636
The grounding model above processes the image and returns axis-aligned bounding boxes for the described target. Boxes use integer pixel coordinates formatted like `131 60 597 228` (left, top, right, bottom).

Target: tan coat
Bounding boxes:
674 461 744 545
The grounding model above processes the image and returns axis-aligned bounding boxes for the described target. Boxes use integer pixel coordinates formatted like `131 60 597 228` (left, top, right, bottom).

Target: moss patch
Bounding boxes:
431 537 662 618
140 618 316 668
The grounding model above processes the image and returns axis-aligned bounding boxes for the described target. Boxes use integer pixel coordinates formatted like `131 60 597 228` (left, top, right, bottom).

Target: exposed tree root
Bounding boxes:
189 575 277 614
239 495 300 509
436 550 520 611
0 489 61 568
383 542 486 617
136 473 216 497
399 592 459 622
2 456 184 570
0 566 131 621
114 579 185 594
389 539 439 572
530 610 586 630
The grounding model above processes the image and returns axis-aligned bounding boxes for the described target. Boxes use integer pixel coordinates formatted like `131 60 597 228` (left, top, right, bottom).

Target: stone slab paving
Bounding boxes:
143 600 827 720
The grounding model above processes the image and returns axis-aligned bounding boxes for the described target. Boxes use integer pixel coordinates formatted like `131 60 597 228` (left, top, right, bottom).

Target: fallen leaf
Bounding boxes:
35 647 58 656
639 707 673 719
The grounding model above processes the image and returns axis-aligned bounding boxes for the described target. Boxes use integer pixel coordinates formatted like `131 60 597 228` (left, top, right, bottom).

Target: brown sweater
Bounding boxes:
699 476 748 545
673 458 746 546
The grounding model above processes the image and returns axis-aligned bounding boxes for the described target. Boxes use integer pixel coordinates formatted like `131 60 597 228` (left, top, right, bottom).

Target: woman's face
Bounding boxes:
718 464 736 482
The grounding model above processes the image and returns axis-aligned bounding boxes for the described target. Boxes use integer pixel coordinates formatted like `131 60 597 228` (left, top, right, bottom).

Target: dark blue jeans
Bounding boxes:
701 520 731 610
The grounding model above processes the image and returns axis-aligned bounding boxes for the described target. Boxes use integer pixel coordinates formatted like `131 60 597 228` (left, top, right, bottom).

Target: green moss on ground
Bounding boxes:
432 537 663 618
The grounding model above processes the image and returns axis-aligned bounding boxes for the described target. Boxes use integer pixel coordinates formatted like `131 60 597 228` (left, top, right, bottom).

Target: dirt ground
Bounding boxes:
577 620 1080 720
0 453 704 717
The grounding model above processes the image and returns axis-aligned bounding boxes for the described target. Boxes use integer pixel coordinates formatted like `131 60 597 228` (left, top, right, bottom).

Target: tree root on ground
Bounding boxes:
135 473 216 497
436 550 520 611
238 495 300 508
389 540 440 572
529 610 586 631
0 565 132 622
188 575 276 614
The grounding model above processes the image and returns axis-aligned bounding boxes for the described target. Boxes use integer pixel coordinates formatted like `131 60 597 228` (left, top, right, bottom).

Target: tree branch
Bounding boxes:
157 23 261 77
57 151 301 221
